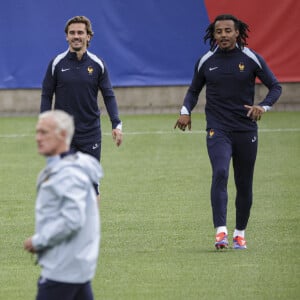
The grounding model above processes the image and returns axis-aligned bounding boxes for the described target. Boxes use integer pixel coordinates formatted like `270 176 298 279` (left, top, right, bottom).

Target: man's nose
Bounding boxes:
221 30 226 37
36 133 42 142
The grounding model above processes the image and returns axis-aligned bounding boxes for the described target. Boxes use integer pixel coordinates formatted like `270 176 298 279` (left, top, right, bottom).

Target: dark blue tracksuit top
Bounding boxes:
41 50 121 140
183 46 282 131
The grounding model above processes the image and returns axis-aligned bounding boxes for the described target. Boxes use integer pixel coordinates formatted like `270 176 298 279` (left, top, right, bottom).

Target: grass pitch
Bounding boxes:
0 112 299 299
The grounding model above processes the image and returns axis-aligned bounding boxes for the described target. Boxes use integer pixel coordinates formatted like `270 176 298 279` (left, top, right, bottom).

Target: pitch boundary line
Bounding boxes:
0 128 300 138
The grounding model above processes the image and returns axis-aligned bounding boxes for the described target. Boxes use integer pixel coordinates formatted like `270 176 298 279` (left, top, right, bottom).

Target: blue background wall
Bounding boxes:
0 0 208 88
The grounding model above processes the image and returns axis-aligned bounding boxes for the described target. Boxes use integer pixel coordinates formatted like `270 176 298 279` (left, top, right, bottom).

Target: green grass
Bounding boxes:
0 112 299 299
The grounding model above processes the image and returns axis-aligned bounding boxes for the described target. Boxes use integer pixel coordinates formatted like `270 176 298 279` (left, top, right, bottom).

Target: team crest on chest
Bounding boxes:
208 129 215 138
87 66 94 75
238 62 245 72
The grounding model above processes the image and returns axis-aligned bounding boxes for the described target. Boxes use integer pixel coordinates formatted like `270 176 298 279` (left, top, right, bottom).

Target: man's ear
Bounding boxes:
59 129 67 142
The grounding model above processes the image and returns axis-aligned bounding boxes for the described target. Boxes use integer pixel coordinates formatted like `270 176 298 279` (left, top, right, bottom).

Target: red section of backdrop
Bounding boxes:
204 0 300 82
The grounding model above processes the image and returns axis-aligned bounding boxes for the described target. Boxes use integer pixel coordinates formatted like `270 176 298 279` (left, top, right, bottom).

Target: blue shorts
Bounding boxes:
36 277 94 300
71 136 101 161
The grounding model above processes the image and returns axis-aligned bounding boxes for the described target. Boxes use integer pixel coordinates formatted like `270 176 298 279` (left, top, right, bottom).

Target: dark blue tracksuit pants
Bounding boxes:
206 129 258 230
36 277 94 300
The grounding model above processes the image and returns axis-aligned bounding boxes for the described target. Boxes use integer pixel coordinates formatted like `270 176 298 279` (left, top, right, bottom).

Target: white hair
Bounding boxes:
39 110 75 146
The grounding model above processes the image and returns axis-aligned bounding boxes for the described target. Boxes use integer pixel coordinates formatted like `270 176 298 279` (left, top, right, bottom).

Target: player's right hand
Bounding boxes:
24 237 36 253
174 115 191 131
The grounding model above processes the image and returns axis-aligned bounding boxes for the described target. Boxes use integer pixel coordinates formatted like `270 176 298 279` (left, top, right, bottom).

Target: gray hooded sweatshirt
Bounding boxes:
32 152 103 283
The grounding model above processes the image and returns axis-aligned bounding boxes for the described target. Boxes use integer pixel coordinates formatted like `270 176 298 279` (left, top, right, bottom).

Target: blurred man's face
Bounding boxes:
36 117 65 156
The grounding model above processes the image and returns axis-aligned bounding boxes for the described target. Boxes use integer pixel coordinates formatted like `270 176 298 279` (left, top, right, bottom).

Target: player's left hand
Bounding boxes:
244 105 265 121
112 129 123 147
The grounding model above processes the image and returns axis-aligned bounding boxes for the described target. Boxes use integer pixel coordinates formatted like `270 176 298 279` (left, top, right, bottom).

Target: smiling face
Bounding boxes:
214 19 239 50
66 22 91 53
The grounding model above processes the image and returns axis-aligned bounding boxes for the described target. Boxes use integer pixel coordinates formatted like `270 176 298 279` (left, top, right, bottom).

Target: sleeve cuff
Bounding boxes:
180 106 190 115
262 105 271 112
116 122 122 131
31 234 43 251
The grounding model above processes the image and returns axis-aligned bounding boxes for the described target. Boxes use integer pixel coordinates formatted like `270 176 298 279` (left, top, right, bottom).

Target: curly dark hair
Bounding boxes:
204 14 250 50
64 16 94 48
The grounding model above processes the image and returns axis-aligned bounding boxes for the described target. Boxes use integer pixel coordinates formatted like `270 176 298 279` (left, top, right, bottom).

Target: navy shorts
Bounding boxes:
71 136 101 161
36 277 94 300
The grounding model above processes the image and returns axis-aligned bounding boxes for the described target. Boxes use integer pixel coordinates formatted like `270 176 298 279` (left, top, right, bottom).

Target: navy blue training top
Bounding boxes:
183 46 282 131
41 50 121 139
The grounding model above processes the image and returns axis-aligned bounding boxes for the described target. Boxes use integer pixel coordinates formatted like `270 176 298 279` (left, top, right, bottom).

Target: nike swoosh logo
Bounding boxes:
209 67 218 71
61 68 70 72
252 136 257 142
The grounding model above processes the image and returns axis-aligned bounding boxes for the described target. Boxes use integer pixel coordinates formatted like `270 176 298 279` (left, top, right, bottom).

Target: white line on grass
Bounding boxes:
0 128 299 138
123 128 300 135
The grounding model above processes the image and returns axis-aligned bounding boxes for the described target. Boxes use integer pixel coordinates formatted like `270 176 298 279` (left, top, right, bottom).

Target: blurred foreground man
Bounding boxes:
24 110 103 300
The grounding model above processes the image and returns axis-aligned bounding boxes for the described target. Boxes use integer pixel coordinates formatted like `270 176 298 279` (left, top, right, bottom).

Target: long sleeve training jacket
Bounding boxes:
32 152 103 283
41 50 121 139
183 46 282 131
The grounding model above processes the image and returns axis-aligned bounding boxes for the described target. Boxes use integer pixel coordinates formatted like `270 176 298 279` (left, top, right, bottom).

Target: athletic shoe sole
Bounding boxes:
215 233 228 250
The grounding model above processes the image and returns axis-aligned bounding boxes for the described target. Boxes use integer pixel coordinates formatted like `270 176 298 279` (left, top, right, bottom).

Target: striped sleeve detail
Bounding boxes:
242 47 262 69
51 50 69 76
197 49 216 72
87 51 105 74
